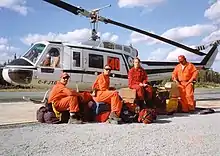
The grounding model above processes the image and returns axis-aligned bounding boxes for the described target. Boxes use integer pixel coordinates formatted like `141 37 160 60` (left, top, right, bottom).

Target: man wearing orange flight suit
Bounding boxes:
172 55 198 113
48 72 87 124
92 65 123 122
128 57 153 108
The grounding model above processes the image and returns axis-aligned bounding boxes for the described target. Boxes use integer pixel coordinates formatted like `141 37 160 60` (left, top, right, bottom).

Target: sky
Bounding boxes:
0 0 220 72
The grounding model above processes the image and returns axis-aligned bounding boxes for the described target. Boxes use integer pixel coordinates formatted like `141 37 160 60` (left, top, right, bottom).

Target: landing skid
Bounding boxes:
23 89 50 105
22 96 46 104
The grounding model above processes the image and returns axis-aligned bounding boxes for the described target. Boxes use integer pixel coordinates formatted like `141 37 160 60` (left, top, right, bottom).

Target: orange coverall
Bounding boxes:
128 67 153 100
48 81 84 113
92 73 123 116
172 62 198 112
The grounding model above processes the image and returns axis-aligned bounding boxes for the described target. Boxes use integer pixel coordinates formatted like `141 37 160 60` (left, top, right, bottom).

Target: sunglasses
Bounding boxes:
63 76 69 80
105 68 111 71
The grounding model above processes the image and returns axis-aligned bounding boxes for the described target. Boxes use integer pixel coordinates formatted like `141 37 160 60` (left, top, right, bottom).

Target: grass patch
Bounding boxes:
0 88 48 92
195 82 220 88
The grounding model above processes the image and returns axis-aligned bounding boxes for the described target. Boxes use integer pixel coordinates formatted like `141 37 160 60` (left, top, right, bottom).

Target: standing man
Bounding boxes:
128 57 153 108
172 55 198 113
48 72 84 124
92 65 123 123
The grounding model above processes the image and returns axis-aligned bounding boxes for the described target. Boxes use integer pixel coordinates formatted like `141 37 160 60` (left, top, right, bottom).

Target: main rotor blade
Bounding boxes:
43 0 207 56
103 19 206 56
43 0 81 15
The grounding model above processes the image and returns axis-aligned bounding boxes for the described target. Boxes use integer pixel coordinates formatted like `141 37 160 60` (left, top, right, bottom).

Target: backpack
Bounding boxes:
36 106 47 123
36 104 61 124
120 103 139 123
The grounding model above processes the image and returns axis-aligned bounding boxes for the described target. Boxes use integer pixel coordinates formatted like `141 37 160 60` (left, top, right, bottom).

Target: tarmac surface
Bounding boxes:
0 104 220 156
0 88 220 156
0 88 220 102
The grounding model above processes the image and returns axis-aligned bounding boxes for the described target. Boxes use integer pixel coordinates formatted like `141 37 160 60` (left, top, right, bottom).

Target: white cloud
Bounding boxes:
130 31 156 44
21 28 91 46
0 37 8 45
166 45 204 62
101 32 119 42
21 28 119 46
117 0 165 8
161 24 217 41
129 24 217 45
0 0 29 15
204 0 220 23
110 35 119 42
145 48 171 61
0 37 20 64
202 28 220 43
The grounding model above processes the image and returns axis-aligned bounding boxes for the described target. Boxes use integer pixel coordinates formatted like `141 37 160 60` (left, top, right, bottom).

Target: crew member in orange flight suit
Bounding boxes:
48 72 92 124
92 65 123 122
172 55 198 113
128 57 153 107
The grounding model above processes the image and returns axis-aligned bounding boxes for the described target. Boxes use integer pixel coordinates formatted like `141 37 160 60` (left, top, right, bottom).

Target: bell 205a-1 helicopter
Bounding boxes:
1 0 220 91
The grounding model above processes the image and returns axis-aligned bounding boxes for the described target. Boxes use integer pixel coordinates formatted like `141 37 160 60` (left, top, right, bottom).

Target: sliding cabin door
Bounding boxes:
68 48 84 90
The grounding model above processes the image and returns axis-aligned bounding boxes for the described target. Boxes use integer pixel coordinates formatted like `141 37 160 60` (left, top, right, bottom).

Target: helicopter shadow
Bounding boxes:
156 106 219 120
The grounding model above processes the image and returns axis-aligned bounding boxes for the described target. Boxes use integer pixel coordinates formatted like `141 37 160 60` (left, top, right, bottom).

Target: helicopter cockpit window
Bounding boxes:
124 46 131 53
23 43 46 64
73 52 80 67
115 44 122 50
41 47 60 68
103 42 114 49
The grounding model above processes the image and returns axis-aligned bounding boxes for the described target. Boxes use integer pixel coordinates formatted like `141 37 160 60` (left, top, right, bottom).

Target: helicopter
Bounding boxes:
1 0 220 91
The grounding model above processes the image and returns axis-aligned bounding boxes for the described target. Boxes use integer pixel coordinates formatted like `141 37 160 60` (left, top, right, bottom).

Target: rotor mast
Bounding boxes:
88 4 111 41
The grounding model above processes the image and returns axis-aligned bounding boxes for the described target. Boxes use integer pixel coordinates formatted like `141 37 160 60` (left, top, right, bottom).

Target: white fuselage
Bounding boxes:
2 40 218 91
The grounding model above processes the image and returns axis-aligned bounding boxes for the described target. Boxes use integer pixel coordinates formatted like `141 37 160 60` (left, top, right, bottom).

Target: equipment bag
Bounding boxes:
36 105 60 124
138 108 157 124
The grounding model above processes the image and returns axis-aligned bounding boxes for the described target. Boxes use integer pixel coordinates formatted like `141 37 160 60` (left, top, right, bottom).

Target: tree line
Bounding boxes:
159 68 220 87
0 53 17 67
197 69 220 83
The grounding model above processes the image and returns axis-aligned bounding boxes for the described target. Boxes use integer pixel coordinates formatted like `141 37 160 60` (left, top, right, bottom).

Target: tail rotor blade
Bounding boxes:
196 39 220 51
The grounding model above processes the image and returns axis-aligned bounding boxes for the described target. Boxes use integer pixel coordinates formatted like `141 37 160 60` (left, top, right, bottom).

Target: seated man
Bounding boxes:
128 57 153 108
41 54 51 66
92 65 123 122
48 72 84 124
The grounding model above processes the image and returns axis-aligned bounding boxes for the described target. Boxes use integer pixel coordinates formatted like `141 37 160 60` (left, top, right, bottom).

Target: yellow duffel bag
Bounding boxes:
51 102 62 120
166 98 178 113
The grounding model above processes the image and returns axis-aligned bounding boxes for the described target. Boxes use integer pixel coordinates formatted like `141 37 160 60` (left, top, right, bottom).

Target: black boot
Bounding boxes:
68 112 83 124
106 112 122 124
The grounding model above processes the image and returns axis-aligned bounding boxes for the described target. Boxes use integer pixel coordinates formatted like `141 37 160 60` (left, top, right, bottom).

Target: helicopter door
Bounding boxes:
35 45 63 87
69 48 84 89
82 49 104 89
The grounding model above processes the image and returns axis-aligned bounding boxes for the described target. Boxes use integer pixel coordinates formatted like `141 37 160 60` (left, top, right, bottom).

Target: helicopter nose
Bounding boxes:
2 68 33 85
2 68 13 84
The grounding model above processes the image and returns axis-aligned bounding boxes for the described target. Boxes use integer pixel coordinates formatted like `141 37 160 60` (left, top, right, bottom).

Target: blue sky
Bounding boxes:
0 0 220 71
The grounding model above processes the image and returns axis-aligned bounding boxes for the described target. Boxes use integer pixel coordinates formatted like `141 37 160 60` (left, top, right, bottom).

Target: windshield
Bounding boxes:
23 43 46 64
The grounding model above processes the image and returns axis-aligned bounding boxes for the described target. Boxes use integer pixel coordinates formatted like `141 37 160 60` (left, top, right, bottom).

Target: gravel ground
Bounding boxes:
1 111 220 156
